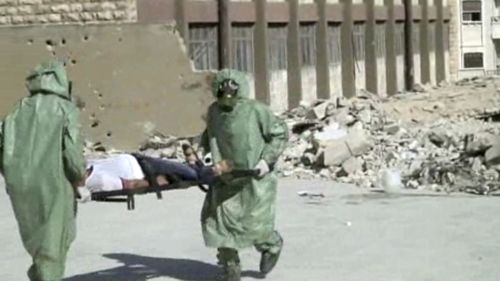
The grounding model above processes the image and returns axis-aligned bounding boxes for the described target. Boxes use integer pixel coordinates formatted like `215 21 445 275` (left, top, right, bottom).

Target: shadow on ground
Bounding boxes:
65 253 264 281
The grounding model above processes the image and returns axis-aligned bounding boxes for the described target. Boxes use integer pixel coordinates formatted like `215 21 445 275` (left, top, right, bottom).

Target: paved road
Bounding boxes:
1 177 500 281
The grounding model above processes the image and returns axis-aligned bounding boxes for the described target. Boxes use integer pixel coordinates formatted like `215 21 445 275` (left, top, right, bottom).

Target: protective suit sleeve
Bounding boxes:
63 108 86 185
256 104 289 167
200 129 210 154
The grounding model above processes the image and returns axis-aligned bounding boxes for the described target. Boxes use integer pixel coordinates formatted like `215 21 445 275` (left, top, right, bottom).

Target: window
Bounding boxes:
375 23 386 58
268 24 288 71
444 22 450 53
395 22 405 56
463 52 484 68
428 22 436 53
353 23 365 60
188 24 219 70
412 23 420 54
462 0 481 22
299 23 317 66
231 24 255 73
327 24 342 66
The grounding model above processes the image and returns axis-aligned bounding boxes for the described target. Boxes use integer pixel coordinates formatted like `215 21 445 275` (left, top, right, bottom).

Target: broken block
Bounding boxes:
485 142 500 166
345 129 373 156
319 140 351 166
342 157 363 175
306 101 335 120
383 123 400 135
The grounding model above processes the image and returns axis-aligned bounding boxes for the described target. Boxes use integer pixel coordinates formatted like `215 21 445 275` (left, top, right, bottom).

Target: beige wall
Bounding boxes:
0 24 212 149
0 0 137 26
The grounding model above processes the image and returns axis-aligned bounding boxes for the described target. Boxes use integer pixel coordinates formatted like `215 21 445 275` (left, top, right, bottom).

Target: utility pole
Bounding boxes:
404 0 414 90
218 0 231 69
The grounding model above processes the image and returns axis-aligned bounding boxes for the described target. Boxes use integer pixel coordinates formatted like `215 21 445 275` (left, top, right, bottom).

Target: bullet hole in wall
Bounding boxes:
46 39 54 51
91 120 100 128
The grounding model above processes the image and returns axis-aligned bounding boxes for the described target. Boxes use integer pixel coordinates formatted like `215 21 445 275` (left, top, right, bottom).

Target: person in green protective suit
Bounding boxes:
201 69 289 281
0 60 86 281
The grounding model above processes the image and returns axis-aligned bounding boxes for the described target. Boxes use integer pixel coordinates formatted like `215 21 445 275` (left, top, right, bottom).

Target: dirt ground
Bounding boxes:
1 177 500 281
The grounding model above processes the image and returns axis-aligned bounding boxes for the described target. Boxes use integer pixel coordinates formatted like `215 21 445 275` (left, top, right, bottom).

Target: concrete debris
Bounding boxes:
320 139 351 166
342 157 363 175
485 142 500 166
306 100 336 120
277 76 500 195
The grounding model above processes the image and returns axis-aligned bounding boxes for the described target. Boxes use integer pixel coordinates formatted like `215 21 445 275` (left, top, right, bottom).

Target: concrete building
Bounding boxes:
453 0 500 78
163 0 453 110
0 0 454 119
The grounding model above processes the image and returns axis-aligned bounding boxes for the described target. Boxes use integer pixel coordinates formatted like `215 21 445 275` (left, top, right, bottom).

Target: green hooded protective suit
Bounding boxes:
201 69 288 257
0 61 85 281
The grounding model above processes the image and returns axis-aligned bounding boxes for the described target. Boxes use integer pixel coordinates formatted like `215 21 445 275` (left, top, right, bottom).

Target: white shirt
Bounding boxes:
85 154 145 193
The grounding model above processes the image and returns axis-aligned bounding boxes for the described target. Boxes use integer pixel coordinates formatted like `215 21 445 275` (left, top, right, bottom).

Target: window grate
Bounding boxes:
268 24 288 71
299 23 317 66
231 24 255 73
188 24 219 70
464 52 484 68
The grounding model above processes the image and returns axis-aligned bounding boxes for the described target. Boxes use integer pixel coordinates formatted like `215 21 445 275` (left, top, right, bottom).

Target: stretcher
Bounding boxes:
90 169 260 210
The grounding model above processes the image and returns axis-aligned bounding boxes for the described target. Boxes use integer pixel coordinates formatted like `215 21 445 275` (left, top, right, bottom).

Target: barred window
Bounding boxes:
268 24 288 71
463 52 483 68
188 24 219 70
428 22 436 52
353 23 365 61
412 23 420 54
231 24 255 73
327 24 342 66
375 23 386 58
443 22 450 52
395 22 405 56
299 23 317 66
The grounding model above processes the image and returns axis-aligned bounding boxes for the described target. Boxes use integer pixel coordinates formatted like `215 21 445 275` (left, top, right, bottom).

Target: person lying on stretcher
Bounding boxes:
80 145 233 194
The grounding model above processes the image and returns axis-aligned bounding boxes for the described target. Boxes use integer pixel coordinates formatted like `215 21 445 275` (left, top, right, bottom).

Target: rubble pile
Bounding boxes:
278 77 500 195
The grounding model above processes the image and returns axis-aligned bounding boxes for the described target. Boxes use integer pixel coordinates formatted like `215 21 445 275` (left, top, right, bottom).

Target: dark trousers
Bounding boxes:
132 154 216 185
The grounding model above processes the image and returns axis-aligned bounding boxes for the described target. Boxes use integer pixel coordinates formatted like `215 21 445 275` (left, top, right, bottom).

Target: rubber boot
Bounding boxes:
259 235 284 275
216 248 241 281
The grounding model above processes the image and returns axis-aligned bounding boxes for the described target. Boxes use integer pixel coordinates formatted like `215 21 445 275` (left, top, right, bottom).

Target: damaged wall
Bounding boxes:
0 24 213 148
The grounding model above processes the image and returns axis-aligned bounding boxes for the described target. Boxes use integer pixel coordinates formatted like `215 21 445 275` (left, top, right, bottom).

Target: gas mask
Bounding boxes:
216 79 239 112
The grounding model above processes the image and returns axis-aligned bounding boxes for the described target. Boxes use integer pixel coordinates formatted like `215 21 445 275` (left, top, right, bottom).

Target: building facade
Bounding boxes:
0 0 454 113
454 0 500 78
